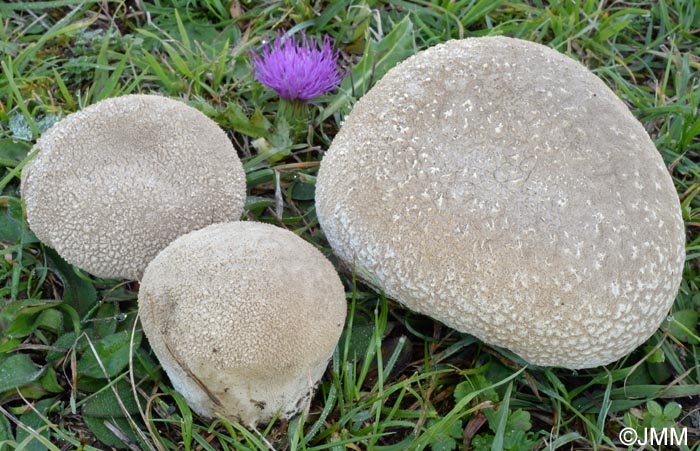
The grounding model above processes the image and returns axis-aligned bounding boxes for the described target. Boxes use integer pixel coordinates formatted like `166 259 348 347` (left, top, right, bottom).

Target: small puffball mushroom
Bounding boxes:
138 222 347 425
21 94 246 280
316 37 685 369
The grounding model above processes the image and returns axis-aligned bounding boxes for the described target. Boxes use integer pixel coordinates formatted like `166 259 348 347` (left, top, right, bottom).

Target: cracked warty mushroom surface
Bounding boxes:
138 221 347 425
21 94 246 280
316 37 685 369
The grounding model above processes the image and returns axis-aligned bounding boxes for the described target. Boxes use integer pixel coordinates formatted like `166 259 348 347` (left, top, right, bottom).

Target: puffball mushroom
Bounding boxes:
21 94 246 280
138 222 346 425
316 37 685 369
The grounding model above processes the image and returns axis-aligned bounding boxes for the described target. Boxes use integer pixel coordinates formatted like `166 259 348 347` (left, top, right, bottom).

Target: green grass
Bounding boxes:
1 0 699 450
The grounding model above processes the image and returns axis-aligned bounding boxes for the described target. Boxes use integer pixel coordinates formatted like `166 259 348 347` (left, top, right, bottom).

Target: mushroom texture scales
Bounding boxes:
315 37 685 369
21 94 246 280
138 222 347 425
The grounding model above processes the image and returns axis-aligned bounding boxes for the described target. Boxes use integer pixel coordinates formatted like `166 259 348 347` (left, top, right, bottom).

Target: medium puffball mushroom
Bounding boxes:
316 37 685 369
138 222 346 425
21 94 246 280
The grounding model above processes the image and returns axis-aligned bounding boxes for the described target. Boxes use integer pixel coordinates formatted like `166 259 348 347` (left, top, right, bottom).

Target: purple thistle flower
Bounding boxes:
250 32 343 101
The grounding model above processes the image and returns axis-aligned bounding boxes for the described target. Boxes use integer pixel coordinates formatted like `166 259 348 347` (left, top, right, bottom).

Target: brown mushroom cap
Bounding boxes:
138 221 347 424
316 37 685 369
21 94 246 280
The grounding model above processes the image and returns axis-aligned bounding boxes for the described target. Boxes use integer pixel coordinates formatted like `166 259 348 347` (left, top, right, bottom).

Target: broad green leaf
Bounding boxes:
35 308 63 334
506 409 531 432
0 41 18 58
455 374 499 403
502 430 537 451
663 402 681 420
0 139 31 166
45 248 97 317
265 118 294 162
250 109 272 132
216 101 270 138
46 331 77 363
427 418 463 451
4 312 38 338
39 367 64 393
78 376 110 393
647 400 663 418
0 196 37 244
0 354 44 393
291 182 316 201
77 331 142 379
0 413 12 451
82 380 143 417
2 300 63 338
669 309 699 344
644 346 665 363
8 114 33 141
36 114 62 134
14 398 54 451
94 303 117 338
340 320 375 361
647 360 672 385
1 299 62 317
0 338 21 353
471 434 493 451
83 416 134 450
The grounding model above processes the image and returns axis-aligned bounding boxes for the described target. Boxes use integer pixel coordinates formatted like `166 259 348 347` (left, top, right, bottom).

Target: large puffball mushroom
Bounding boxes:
21 94 246 280
138 221 347 425
316 37 685 369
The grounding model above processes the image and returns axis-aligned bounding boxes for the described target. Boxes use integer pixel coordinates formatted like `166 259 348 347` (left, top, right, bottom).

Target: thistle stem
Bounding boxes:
278 98 309 136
